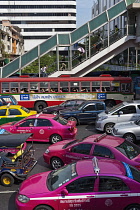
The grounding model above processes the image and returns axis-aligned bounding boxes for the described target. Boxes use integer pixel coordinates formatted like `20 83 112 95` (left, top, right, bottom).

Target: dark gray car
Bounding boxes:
42 99 86 115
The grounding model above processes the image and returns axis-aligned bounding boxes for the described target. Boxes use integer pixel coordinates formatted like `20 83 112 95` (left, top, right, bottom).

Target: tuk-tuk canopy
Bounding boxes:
0 133 31 147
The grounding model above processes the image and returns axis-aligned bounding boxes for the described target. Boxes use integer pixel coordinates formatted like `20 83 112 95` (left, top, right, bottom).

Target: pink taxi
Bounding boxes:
16 158 140 210
0 114 77 144
43 133 140 169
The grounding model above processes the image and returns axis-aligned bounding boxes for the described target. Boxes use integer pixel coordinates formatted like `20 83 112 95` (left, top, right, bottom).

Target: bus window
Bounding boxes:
50 82 58 92
70 82 79 92
92 81 100 92
81 82 90 92
20 82 29 93
30 82 38 92
60 82 69 92
102 81 110 92
121 83 131 93
2 82 9 93
40 82 48 92
11 82 19 93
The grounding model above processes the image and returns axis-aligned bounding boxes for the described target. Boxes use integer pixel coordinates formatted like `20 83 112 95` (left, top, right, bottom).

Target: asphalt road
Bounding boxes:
0 124 98 210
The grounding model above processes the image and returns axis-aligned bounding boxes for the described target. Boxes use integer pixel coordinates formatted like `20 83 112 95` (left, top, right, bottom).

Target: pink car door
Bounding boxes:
12 119 36 140
32 118 54 141
58 176 96 210
64 143 93 164
95 176 131 210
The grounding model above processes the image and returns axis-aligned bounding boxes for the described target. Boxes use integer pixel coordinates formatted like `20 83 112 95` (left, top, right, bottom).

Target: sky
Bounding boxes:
76 0 93 27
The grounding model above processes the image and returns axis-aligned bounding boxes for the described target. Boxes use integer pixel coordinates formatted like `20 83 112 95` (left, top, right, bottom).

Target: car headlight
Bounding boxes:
18 194 30 203
45 149 50 154
98 116 108 121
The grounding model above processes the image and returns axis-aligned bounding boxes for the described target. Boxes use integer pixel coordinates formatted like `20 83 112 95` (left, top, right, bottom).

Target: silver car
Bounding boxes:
112 119 140 143
95 101 140 134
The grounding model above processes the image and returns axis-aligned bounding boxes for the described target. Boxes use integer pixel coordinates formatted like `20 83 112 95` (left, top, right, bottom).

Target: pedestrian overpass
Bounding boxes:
0 0 140 78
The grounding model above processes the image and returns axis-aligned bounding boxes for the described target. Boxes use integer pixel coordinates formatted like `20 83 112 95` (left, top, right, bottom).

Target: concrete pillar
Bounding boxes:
136 12 140 37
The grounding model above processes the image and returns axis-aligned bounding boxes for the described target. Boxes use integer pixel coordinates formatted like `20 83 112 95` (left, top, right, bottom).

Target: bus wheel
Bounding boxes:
104 123 115 134
1 173 14 187
34 205 53 210
50 134 62 144
34 101 47 112
105 100 116 108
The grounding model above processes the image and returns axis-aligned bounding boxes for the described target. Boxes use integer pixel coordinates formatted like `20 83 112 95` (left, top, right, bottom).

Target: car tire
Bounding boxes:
68 116 78 125
1 173 14 187
51 157 64 170
123 133 136 143
34 101 47 112
34 205 52 210
104 123 115 134
50 134 62 144
51 111 58 115
125 204 140 210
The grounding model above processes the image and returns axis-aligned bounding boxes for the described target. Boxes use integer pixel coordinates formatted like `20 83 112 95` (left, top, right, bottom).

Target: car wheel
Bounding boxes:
50 134 62 144
34 101 47 112
34 205 52 210
125 204 140 210
123 133 136 143
104 123 115 134
51 111 58 115
68 116 78 124
1 173 14 187
51 157 64 170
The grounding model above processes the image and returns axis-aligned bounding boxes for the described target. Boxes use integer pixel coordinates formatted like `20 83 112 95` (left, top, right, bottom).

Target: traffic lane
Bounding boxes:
0 124 97 210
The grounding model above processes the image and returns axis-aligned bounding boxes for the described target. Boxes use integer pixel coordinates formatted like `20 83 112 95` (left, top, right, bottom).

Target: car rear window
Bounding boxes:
21 106 30 113
115 140 140 159
53 116 68 125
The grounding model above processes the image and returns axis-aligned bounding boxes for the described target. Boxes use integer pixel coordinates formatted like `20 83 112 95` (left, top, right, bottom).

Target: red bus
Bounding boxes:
0 75 134 112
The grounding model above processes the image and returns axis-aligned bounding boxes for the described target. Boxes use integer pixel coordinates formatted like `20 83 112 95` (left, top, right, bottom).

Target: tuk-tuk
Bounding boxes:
0 133 37 187
0 131 31 154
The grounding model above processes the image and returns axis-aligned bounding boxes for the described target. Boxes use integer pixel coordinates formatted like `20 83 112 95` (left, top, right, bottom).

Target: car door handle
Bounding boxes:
84 157 89 159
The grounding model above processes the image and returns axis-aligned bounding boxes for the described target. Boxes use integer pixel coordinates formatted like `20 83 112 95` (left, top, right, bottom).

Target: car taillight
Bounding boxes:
68 127 74 132
135 165 140 170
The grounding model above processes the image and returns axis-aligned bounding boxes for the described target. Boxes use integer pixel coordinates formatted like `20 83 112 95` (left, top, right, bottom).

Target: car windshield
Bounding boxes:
116 140 140 159
124 163 140 183
105 103 124 114
77 102 85 110
53 116 68 125
21 106 30 113
63 139 84 149
134 119 140 125
47 163 77 191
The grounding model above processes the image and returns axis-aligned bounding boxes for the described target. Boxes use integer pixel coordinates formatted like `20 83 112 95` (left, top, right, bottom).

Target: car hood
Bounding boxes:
19 172 50 196
44 105 59 111
97 111 107 117
0 122 16 130
114 121 137 129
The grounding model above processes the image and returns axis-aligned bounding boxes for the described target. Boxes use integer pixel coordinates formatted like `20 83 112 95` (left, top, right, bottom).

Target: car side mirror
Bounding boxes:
61 188 68 196
119 111 123 115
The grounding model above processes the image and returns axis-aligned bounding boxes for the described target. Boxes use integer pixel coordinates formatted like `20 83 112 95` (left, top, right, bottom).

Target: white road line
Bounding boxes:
0 190 17 194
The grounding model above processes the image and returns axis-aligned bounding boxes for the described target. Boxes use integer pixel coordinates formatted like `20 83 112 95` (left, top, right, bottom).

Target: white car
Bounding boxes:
95 101 140 134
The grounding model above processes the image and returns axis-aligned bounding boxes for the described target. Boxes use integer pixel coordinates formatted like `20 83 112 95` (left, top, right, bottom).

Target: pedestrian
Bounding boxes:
115 25 119 39
60 56 66 70
41 66 48 77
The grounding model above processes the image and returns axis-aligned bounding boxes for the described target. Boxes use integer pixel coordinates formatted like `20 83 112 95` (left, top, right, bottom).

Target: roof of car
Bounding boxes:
84 134 125 147
26 113 55 119
76 159 126 176
0 104 21 109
